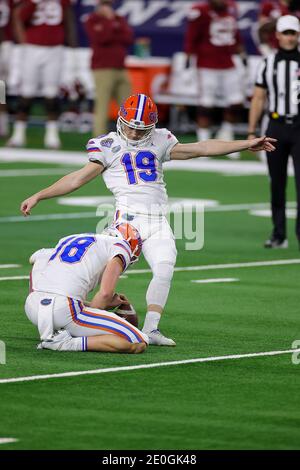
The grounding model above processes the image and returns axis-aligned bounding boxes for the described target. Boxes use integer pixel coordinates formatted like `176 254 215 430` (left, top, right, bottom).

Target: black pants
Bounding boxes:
266 119 300 241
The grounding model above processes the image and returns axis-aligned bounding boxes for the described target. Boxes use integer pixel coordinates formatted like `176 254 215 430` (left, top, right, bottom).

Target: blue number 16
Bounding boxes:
121 151 157 185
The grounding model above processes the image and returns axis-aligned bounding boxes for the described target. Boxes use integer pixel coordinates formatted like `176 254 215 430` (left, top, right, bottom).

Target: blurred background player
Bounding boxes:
20 94 276 346
184 0 246 157
0 0 14 137
84 0 133 136
59 0 96 134
7 0 76 149
258 0 300 56
25 224 148 353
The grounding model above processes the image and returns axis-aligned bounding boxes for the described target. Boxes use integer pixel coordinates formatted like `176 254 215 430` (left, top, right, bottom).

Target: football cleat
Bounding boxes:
145 329 176 347
37 329 72 350
117 94 158 147
264 238 288 249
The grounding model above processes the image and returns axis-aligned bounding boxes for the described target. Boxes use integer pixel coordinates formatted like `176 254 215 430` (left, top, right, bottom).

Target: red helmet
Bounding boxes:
117 94 158 146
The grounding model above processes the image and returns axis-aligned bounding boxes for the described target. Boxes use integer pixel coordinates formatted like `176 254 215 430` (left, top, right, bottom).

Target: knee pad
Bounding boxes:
146 261 175 309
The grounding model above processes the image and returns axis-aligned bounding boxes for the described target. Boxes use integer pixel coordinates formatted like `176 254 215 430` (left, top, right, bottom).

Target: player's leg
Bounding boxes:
37 297 148 353
42 46 64 149
92 69 115 136
142 218 177 346
196 68 217 141
265 121 290 245
8 44 39 147
217 68 245 159
115 69 132 107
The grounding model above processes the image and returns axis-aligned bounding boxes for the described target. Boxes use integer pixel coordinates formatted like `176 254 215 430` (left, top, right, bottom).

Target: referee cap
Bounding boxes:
276 15 300 33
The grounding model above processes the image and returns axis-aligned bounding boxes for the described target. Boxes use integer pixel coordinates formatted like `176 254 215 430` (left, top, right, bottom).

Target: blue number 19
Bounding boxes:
121 151 157 185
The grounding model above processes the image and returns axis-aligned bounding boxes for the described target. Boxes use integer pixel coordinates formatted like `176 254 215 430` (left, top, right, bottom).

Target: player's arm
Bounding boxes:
20 162 103 216
170 136 276 160
248 86 268 138
90 256 128 310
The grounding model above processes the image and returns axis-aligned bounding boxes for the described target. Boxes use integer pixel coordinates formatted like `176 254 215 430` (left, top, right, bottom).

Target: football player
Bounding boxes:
8 0 76 149
184 0 246 155
25 223 148 353
21 94 276 346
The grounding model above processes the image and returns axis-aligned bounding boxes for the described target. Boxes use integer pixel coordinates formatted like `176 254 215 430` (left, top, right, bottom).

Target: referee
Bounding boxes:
248 15 300 249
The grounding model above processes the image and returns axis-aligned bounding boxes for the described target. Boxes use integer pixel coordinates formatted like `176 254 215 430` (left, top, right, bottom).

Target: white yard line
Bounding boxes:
0 147 295 176
0 276 29 282
0 212 97 223
1 259 300 282
0 438 18 444
0 264 21 269
0 202 296 224
191 278 239 284
0 169 73 177
128 259 300 274
0 348 299 385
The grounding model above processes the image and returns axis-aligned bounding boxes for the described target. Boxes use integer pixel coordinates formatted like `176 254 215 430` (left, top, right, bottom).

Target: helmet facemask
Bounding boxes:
117 116 155 147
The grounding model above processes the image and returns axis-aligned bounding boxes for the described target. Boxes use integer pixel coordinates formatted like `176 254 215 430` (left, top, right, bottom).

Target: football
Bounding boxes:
115 303 139 328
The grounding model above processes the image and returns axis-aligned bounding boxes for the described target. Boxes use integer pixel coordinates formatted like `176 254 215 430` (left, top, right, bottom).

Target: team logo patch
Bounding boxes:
41 298 52 306
149 112 157 123
122 213 135 221
120 105 128 117
112 145 121 153
101 138 114 148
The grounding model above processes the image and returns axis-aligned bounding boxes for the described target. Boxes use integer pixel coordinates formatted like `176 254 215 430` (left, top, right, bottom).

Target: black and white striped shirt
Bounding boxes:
256 48 300 116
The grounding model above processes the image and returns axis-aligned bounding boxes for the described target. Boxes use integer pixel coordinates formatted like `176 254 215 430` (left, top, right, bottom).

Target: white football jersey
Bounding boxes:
86 128 178 215
32 233 132 301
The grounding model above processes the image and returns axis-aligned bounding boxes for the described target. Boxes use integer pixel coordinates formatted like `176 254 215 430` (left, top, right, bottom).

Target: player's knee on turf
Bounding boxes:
128 342 147 354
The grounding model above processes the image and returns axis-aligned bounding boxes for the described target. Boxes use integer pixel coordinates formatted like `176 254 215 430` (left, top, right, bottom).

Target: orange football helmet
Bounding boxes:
105 222 142 265
117 94 158 146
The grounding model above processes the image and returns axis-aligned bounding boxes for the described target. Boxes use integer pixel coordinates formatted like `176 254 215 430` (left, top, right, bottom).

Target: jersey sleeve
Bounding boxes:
255 58 268 88
29 248 54 265
159 129 179 162
109 241 132 272
86 138 108 168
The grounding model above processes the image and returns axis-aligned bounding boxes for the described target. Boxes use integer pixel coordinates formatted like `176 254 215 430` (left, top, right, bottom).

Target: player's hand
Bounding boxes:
248 136 277 152
20 195 39 216
108 293 129 309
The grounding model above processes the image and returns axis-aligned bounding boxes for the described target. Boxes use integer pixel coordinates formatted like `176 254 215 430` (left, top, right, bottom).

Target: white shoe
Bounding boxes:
44 133 61 149
6 135 26 147
37 329 72 350
145 329 176 346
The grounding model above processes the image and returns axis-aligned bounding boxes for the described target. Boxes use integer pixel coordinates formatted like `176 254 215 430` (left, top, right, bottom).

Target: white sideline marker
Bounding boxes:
191 278 239 284
0 275 29 282
0 264 21 269
0 438 18 444
0 348 299 385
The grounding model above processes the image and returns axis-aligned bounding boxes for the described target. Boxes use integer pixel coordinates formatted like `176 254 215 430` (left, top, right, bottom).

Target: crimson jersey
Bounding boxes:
184 1 241 69
0 0 14 41
18 0 70 46
260 1 300 49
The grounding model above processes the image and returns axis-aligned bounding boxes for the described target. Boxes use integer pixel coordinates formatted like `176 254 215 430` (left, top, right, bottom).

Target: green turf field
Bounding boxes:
0 134 300 450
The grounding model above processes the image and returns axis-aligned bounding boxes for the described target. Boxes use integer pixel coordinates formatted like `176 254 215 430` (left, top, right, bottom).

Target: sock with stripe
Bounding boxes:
142 311 161 333
40 335 87 352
